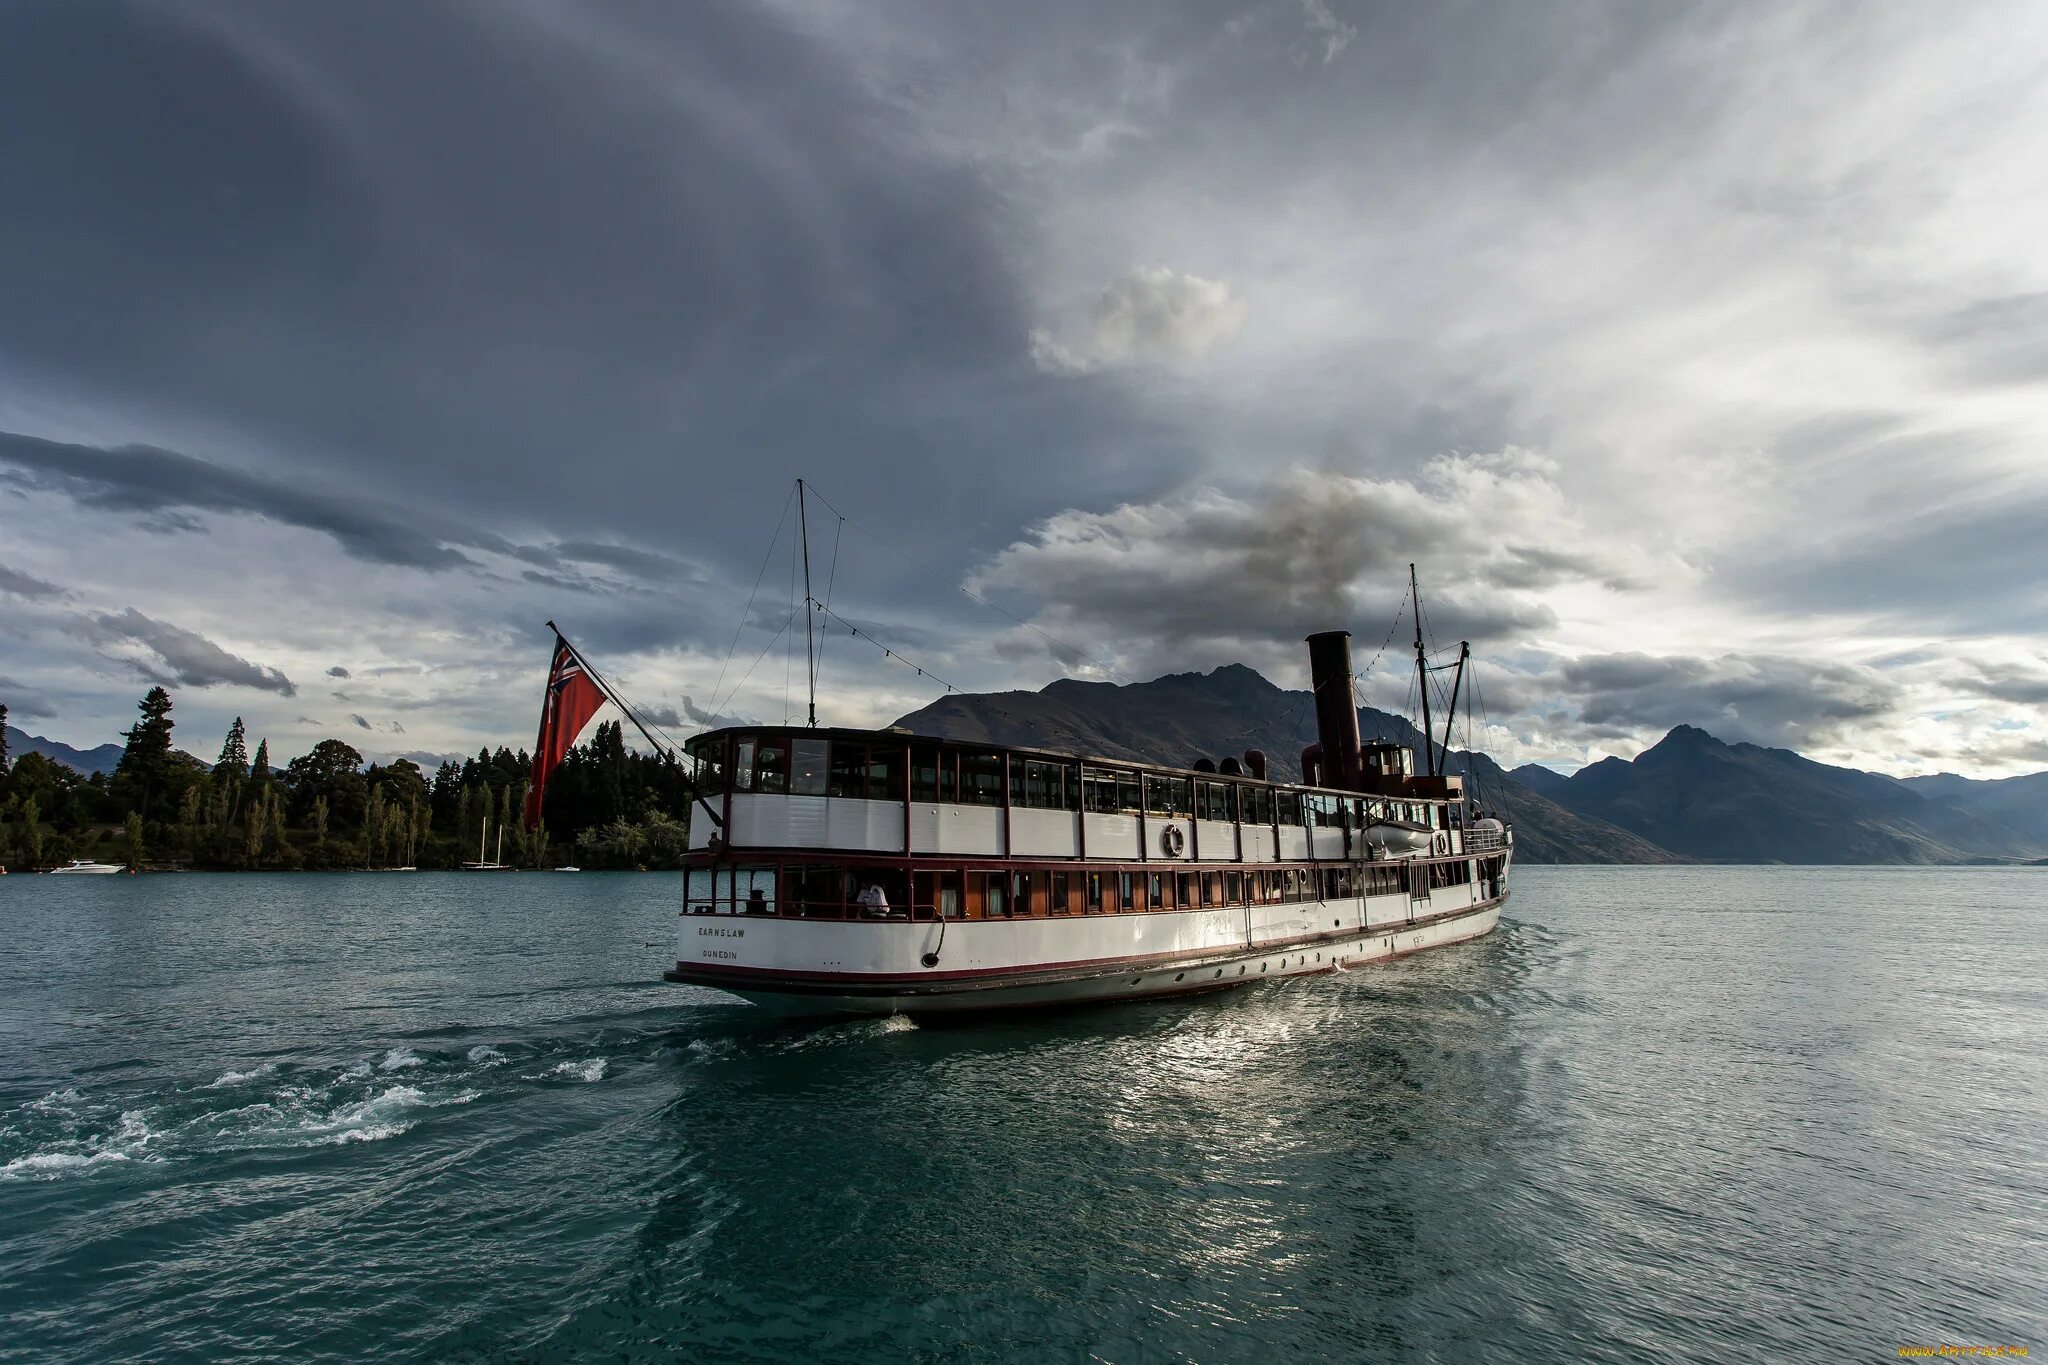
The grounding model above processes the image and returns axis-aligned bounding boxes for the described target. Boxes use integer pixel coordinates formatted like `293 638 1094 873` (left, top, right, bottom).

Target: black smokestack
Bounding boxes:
1305 630 1362 791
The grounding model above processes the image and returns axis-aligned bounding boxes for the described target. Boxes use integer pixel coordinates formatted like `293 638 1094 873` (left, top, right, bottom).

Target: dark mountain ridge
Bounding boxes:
4 725 127 777
1550 725 2047 864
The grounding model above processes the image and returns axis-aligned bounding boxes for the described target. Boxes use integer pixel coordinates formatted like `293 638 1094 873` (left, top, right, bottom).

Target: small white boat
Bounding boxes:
554 866 582 873
49 859 124 875
1362 819 1436 856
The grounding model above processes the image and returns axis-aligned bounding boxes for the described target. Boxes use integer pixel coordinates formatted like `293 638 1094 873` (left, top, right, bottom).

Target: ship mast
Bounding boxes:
1439 640 1470 781
1411 563 1434 777
798 478 817 728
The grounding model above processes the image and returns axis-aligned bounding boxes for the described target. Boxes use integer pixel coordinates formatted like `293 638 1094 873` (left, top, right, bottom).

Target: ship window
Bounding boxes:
1081 768 1121 814
867 748 904 802
1050 871 1071 914
1202 873 1222 907
908 869 959 919
983 873 1007 918
1118 774 1143 815
1086 873 1104 913
828 743 868 798
1146 774 1190 817
1012 871 1038 916
1119 871 1134 912
789 864 842 918
911 746 942 802
1226 872 1243 905
695 743 728 795
1276 790 1303 826
756 739 789 793
1018 760 1071 810
960 752 1004 807
1198 781 1234 822
939 752 957 803
735 739 756 792
1178 872 1198 909
737 866 777 914
1147 872 1164 909
791 739 829 796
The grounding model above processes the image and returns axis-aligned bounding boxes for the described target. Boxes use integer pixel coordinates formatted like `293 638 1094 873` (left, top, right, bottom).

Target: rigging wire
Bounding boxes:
800 482 1134 686
812 600 967 697
707 484 796 715
711 606 800 721
784 511 799 725
810 513 846 706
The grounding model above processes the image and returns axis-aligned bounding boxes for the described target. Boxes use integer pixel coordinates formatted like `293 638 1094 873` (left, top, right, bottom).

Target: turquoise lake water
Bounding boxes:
1 866 2042 1362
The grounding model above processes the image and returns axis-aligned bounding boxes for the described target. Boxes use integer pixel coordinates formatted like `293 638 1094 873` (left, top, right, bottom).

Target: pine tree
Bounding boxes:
177 786 202 864
18 795 42 870
260 786 286 862
364 785 385 870
311 794 329 861
250 738 270 779
1 701 10 775
124 812 145 868
114 687 177 820
243 791 266 865
214 718 249 781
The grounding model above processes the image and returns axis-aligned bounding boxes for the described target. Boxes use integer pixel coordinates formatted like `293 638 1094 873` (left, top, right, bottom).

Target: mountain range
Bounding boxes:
4 725 127 777
894 666 2048 865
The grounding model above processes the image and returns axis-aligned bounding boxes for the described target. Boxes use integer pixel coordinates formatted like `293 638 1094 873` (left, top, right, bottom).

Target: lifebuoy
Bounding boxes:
1435 831 1450 856
1160 824 1186 857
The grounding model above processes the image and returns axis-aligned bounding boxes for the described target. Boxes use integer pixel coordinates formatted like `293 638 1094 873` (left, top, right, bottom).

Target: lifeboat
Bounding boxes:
1362 819 1434 857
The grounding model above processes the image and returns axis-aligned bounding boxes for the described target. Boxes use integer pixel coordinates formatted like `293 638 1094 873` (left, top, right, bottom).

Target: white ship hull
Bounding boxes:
668 876 1505 1016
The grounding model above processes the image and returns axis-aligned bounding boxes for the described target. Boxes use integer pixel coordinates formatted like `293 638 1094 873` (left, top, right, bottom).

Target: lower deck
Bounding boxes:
665 865 1508 1015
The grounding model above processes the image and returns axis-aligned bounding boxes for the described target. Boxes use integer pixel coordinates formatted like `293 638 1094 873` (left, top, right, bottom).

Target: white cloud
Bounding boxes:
1031 267 1247 373
1298 0 1356 65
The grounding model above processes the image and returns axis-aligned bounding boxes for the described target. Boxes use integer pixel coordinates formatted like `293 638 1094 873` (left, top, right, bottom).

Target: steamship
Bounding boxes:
655 627 1510 1015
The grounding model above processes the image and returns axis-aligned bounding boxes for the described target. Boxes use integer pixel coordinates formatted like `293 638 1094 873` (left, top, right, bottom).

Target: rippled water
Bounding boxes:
1 867 2041 1362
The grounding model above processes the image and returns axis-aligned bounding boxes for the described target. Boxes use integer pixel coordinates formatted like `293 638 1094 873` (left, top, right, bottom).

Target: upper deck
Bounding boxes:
685 725 1468 865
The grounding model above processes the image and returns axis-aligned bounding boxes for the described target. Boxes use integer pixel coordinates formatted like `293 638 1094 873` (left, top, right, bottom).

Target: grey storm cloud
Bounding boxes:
1955 660 2048 706
639 705 682 729
0 0 1152 576
1562 653 1903 748
555 541 699 583
84 608 297 695
969 455 1645 679
681 695 746 729
0 675 58 721
349 714 372 731
0 431 485 571
326 666 351 679
0 562 65 600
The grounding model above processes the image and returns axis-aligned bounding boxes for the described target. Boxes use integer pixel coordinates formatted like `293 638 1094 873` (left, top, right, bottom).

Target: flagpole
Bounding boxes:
544 620 675 759
542 621 725 831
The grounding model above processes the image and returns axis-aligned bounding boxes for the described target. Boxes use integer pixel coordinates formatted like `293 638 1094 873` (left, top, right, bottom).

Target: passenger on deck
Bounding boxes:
857 883 891 918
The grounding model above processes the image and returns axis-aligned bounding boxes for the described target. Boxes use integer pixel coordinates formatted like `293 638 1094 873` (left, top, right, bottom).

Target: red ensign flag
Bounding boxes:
524 639 606 828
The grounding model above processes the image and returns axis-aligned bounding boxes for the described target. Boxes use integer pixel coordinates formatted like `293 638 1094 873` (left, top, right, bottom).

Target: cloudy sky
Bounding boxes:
2 0 2045 777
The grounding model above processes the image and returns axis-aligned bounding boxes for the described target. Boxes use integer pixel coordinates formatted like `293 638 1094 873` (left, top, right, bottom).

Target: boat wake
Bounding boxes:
0 1030 639 1182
